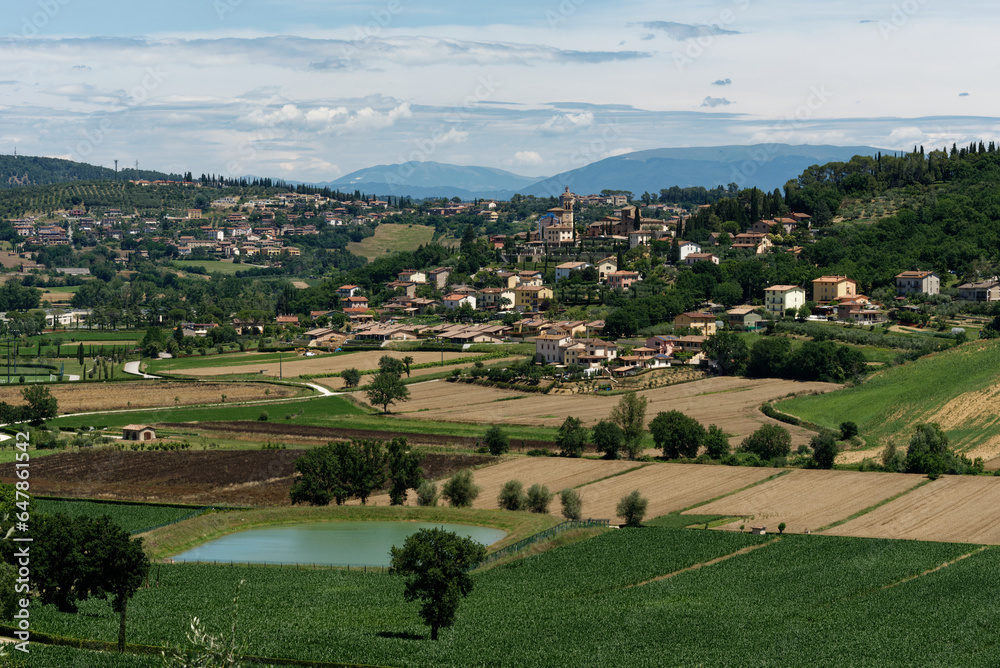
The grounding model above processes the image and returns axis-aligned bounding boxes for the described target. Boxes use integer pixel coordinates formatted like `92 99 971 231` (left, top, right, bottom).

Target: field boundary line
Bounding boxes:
626 538 780 589
878 546 989 593
679 469 790 514
571 464 649 489
815 477 934 533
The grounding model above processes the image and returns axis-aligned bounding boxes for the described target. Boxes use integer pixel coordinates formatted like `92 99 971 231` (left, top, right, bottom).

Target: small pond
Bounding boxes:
171 521 507 567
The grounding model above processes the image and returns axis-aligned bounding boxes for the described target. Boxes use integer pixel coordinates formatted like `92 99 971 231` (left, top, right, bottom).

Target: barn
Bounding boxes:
122 424 157 441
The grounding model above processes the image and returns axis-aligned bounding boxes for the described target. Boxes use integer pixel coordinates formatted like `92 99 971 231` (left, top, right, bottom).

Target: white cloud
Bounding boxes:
539 111 594 134
238 102 411 134
511 150 545 167
434 128 469 145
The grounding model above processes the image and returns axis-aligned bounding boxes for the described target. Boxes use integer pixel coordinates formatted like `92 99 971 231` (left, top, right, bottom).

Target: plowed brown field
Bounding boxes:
178 350 484 378
571 463 777 520
690 469 926 534
0 450 494 506
823 475 1000 544
0 381 296 413
396 376 840 447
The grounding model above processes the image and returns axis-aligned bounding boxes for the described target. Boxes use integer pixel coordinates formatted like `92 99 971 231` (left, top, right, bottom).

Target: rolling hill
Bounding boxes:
0 154 178 189
776 339 1000 464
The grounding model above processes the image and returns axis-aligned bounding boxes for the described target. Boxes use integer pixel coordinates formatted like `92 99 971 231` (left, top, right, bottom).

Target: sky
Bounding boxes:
2 0 998 183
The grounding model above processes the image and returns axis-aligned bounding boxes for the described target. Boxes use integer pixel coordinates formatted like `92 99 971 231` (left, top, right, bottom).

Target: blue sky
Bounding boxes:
2 0 998 182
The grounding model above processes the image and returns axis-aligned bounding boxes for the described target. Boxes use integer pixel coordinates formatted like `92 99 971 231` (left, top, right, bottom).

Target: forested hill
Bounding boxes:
0 155 178 189
684 142 1000 293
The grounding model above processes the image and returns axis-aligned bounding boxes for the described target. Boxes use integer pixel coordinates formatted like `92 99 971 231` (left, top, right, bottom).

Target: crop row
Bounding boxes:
36 499 202 534
27 529 1000 667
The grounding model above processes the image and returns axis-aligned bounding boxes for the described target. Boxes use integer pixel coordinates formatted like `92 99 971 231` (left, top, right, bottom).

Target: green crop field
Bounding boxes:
777 339 1000 454
25 528 1000 667
347 223 435 261
36 498 205 534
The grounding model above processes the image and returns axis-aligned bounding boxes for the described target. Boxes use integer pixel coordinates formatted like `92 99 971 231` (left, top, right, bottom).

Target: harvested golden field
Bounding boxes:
396 376 840 447
574 463 776 520
691 469 925 534
823 475 1000 544
0 381 297 414
359 457 638 510
178 351 483 379
313 356 528 390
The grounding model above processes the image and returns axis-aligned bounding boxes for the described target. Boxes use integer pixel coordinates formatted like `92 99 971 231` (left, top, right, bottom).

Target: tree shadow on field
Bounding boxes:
376 631 425 641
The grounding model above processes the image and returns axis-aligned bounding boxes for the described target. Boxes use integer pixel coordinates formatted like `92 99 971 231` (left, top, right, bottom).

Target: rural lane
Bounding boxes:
123 361 161 379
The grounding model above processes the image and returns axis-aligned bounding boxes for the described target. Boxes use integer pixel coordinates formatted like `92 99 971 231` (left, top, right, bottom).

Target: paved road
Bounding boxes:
123 361 160 379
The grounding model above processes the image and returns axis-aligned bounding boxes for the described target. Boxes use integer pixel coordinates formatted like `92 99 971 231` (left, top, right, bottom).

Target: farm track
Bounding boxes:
627 539 780 589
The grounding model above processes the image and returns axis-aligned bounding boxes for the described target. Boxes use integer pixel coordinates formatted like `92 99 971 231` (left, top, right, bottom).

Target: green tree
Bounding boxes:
289 443 352 506
139 326 165 358
525 484 553 513
703 330 749 376
739 424 792 461
648 410 705 459
904 423 978 476
378 355 407 375
704 424 731 459
745 337 791 378
839 421 859 441
559 488 583 520
556 416 587 458
441 469 480 508
387 438 423 506
85 516 150 651
390 528 487 640
401 355 415 378
341 367 362 388
497 480 526 511
416 481 439 507
76 342 84 366
20 385 57 425
616 490 648 527
610 391 648 460
483 424 510 455
810 431 839 469
592 420 624 460
365 369 410 414
352 439 389 505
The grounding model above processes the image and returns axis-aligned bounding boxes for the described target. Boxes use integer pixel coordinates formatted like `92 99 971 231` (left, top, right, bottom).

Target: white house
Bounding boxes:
442 293 476 310
555 261 591 282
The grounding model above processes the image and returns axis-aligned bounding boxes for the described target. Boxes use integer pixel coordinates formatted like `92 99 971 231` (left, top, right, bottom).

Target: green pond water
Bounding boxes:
171 521 507 567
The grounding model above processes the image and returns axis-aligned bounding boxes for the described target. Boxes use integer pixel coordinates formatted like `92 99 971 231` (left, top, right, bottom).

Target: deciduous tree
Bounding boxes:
648 410 705 459
610 391 648 460
556 416 587 458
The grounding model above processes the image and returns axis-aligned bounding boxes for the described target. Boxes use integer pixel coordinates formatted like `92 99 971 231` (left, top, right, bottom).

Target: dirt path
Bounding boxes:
627 539 780 588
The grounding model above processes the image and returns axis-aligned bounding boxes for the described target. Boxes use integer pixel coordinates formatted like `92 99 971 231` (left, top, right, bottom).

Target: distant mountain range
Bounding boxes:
323 161 543 200
2 144 888 200
0 154 178 189
318 145 884 199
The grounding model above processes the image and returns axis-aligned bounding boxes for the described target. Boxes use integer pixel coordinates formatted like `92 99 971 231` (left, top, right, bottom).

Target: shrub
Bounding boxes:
526 448 552 457
416 481 439 507
497 480 526 511
483 424 510 456
559 488 582 520
809 431 839 469
525 484 553 514
257 411 269 422
839 421 860 440
616 490 648 527
441 470 480 508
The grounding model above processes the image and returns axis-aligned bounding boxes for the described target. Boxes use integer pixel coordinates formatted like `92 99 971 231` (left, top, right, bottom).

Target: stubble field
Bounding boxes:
394 376 841 447
176 350 482 378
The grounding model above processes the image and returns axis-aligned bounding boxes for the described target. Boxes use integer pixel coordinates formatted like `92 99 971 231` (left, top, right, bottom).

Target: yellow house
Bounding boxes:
514 285 554 312
674 312 718 335
812 276 857 303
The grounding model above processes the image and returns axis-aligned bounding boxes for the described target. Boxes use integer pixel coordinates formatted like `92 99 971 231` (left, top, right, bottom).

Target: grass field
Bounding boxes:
346 223 436 261
777 339 1000 462
26 528 1000 667
171 259 264 275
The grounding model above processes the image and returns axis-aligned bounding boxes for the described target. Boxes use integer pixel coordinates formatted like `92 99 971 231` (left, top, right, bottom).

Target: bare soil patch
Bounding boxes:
692 469 925 534
576 463 776 521
177 351 482 378
0 381 296 414
0 449 494 506
823 475 1000 544
160 420 558 450
397 376 840 447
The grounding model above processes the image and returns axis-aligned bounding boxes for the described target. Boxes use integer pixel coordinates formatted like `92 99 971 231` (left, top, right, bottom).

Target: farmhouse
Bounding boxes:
812 276 857 303
895 270 940 296
674 312 718 336
122 424 156 441
957 279 1000 302
685 253 719 266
